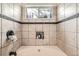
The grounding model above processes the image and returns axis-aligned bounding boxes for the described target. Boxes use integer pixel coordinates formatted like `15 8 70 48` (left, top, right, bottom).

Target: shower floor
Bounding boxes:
16 46 67 56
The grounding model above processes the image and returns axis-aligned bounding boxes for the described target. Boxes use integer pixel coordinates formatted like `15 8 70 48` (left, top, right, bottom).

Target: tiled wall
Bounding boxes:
0 3 57 56
1 3 79 56
57 3 79 56
21 5 57 46
0 3 1 56
0 4 21 56
0 18 1 56
21 24 56 46
1 19 21 56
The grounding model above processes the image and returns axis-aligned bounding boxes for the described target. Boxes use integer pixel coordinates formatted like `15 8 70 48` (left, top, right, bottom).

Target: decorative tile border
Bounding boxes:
56 13 79 24
0 14 21 23
0 13 79 24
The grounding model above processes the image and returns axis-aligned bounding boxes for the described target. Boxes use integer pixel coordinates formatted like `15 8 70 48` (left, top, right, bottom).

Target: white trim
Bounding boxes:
26 7 53 19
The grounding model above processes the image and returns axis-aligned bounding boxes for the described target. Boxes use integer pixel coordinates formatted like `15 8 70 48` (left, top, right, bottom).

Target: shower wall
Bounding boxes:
57 3 79 56
21 24 56 46
0 5 1 55
1 3 79 56
21 6 57 46
0 4 21 56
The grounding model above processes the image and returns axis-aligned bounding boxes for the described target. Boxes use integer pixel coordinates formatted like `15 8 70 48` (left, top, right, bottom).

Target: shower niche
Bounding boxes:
36 31 44 39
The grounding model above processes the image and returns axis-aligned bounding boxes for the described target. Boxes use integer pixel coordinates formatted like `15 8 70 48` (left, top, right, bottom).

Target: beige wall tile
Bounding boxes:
65 4 76 18
0 48 1 56
78 17 79 32
64 18 76 32
2 19 14 32
14 22 21 32
77 48 79 55
22 24 29 32
21 39 29 46
2 43 13 56
1 19 21 56
57 3 65 21
22 24 56 46
35 24 43 31
28 39 36 46
43 24 50 32
49 24 56 32
22 32 29 39
29 31 35 39
0 17 1 56
56 32 65 42
29 24 36 31
77 33 79 50
64 45 77 56
57 4 77 56
0 4 21 56
65 32 76 47
57 40 65 51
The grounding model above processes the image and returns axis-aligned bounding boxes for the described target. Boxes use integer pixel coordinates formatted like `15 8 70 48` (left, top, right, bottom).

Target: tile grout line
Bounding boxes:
76 3 78 56
1 3 2 56
63 3 66 54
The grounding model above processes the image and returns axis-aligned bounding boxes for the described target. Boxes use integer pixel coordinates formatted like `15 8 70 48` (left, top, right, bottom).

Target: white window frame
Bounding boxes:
26 7 53 20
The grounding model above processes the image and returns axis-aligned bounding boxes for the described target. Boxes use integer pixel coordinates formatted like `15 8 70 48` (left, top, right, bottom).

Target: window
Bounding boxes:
27 8 38 19
27 7 52 19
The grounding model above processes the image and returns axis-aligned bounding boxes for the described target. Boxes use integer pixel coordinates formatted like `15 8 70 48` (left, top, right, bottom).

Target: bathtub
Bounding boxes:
16 46 67 56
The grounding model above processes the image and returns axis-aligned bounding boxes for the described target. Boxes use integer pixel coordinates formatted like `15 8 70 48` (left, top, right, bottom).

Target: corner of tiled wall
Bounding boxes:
57 3 79 56
0 4 22 56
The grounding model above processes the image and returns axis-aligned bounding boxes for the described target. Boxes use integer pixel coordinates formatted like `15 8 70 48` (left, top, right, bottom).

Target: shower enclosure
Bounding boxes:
0 3 79 56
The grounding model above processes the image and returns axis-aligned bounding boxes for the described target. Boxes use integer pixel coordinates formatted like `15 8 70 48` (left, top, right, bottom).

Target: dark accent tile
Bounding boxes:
0 13 79 24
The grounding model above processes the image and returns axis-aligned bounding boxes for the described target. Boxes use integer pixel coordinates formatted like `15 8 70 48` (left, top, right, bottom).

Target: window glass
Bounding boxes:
39 8 52 18
27 8 38 19
27 7 52 19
